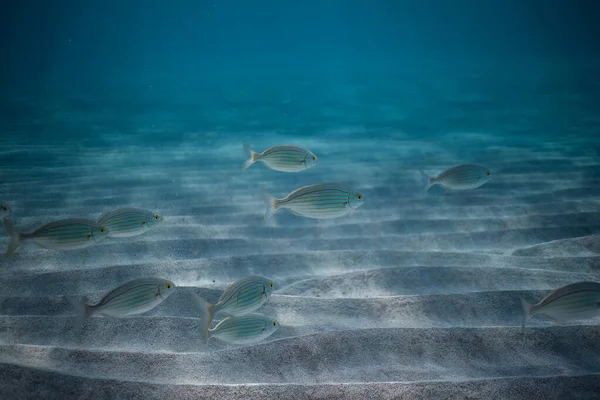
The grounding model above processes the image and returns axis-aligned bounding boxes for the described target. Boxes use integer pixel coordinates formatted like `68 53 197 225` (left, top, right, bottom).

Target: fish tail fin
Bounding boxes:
66 296 92 329
242 142 260 170
419 169 435 192
261 189 279 222
520 297 532 332
3 218 21 257
191 292 214 338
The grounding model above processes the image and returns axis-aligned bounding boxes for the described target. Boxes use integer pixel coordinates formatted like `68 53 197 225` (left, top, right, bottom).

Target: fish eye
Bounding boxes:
272 320 277 326
312 156 316 161
2 206 6 211
269 281 273 287
153 214 160 220
357 194 362 200
166 283 172 289
99 227 105 233
486 171 491 176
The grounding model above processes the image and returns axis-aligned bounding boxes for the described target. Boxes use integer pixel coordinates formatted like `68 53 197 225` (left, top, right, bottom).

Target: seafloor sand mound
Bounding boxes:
512 235 600 257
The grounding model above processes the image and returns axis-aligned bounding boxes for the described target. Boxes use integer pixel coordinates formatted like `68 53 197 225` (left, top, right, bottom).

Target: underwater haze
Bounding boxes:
1 1 600 399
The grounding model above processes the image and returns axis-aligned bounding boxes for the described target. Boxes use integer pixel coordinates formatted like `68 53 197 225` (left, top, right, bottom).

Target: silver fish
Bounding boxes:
243 142 318 172
3 218 108 257
420 164 491 191
206 313 280 345
193 276 274 336
97 207 163 238
67 277 176 325
262 183 365 221
521 281 600 330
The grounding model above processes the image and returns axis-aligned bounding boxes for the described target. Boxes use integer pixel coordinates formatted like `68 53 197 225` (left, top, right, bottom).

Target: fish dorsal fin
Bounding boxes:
284 183 352 201
218 281 238 303
262 144 308 156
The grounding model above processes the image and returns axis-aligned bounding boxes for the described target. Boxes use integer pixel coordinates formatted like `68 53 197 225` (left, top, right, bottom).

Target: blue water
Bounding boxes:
1 2 600 399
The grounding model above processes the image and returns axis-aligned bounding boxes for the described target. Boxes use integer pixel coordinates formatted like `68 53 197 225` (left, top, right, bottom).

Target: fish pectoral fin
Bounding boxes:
343 202 353 213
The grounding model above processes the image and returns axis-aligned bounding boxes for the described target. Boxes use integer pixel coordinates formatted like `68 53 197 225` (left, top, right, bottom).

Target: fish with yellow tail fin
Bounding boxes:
243 143 318 172
3 217 108 257
420 164 492 192
97 207 163 238
66 277 176 328
261 183 365 222
206 314 280 345
520 281 600 332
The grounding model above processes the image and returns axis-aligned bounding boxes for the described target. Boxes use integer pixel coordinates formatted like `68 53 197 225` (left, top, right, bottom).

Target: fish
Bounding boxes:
67 277 176 327
192 276 275 336
420 164 491 192
97 207 163 238
206 313 280 345
3 217 108 257
0 203 11 224
262 183 364 221
243 143 318 172
520 281 600 331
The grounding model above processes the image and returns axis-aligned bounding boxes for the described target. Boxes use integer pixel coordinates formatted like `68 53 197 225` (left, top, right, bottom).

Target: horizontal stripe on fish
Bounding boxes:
67 277 176 326
192 276 274 336
262 183 365 221
521 281 600 330
207 314 280 345
421 164 491 192
97 207 162 238
243 143 318 172
3 218 108 256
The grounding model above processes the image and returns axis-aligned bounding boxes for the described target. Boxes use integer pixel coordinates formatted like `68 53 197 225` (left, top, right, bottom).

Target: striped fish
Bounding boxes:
242 142 318 172
420 164 491 192
521 281 600 330
67 277 176 326
97 207 162 238
3 217 108 257
206 313 280 345
262 183 365 221
192 276 274 336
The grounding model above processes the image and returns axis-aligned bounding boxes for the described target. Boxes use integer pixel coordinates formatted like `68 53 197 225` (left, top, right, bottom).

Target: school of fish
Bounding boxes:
1 142 598 348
